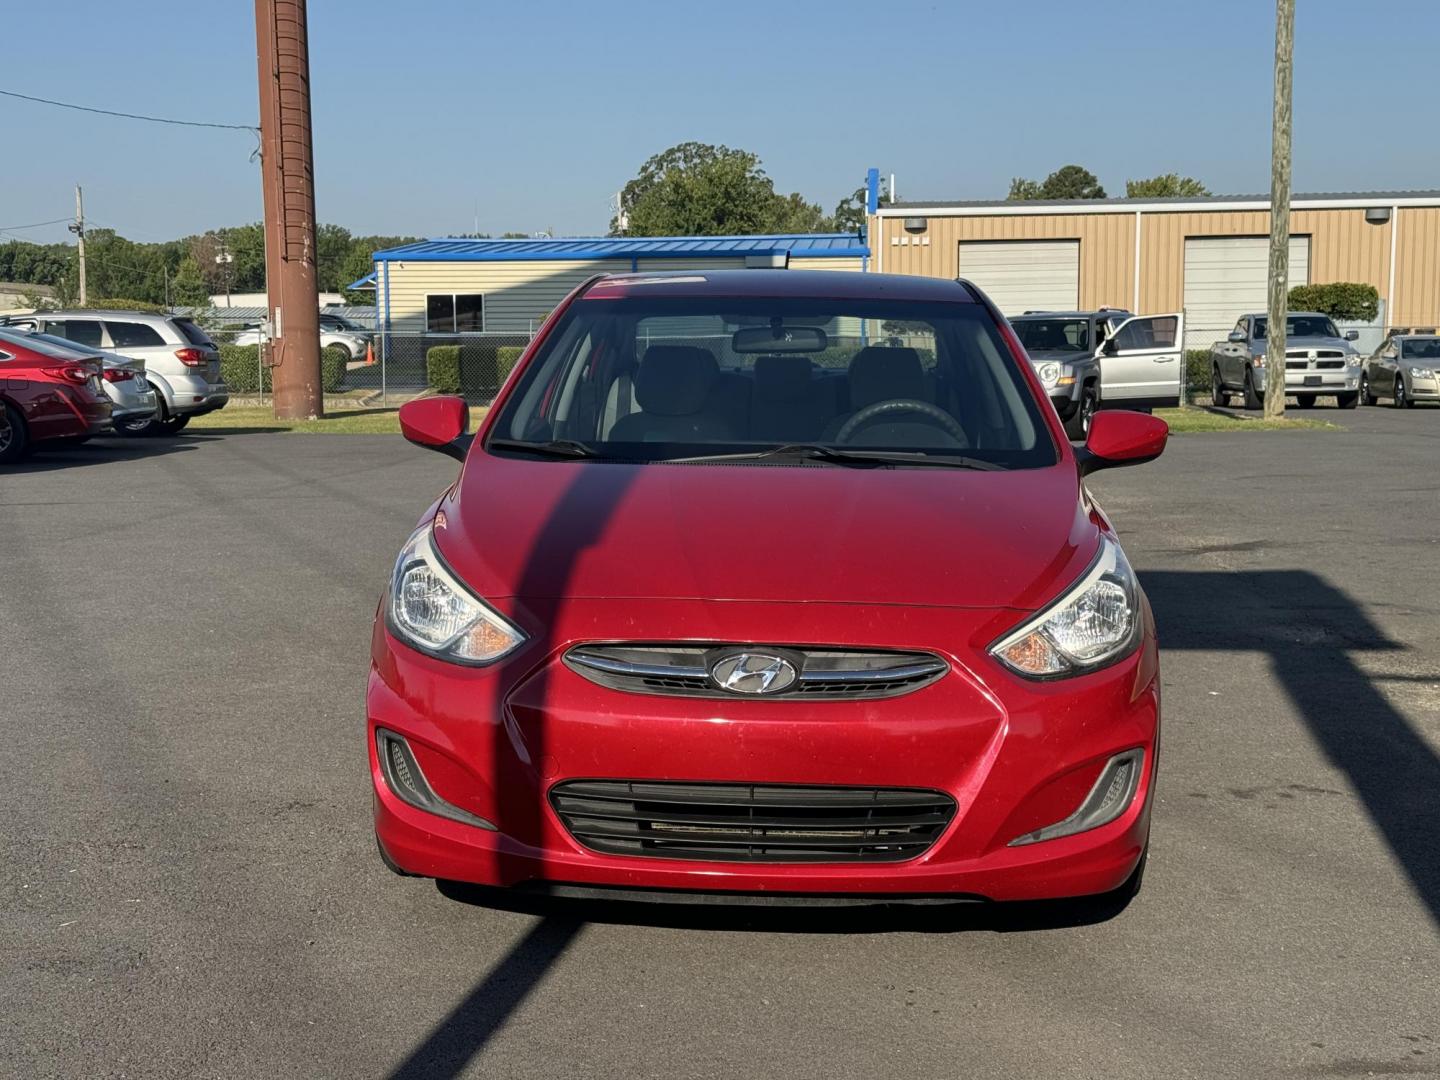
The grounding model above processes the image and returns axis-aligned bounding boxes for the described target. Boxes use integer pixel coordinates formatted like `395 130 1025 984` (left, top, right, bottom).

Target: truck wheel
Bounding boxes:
1359 373 1375 406
1210 366 1229 407
1064 387 1098 440
1336 391 1359 410
1393 375 1408 409
0 402 29 464
1242 371 1263 410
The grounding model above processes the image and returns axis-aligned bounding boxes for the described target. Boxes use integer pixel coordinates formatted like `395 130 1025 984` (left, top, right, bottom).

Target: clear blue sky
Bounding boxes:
3 0 1437 245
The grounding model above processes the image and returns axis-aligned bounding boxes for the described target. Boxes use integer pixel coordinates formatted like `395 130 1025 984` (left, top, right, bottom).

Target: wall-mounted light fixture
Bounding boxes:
1365 207 1392 225
903 217 928 233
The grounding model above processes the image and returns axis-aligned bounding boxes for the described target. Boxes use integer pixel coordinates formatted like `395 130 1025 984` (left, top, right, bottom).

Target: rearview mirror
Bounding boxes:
732 325 827 353
399 396 471 461
1344 329 1359 341
1227 330 1246 343
1075 410 1168 477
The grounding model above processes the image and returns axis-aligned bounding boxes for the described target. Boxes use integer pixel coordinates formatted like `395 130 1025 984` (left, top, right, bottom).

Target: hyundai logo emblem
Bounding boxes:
709 653 798 695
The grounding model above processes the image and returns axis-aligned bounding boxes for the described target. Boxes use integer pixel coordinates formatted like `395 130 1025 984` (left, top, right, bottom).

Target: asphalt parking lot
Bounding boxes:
3 406 1437 1080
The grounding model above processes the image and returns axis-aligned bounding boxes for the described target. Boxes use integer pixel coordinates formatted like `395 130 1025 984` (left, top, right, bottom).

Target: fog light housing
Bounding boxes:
375 728 496 830
1008 749 1144 846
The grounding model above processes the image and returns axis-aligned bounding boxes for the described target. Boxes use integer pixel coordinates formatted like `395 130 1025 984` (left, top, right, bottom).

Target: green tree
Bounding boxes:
1008 166 1106 201
832 177 890 233
338 245 375 305
170 255 210 308
612 142 828 236
1125 173 1211 198
1007 177 1043 200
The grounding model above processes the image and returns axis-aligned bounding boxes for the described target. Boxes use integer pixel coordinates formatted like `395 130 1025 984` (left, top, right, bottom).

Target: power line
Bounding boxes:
0 87 257 133
0 217 72 231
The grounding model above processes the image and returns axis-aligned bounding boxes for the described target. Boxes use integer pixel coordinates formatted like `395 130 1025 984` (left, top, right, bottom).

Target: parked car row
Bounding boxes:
0 310 230 461
226 311 372 361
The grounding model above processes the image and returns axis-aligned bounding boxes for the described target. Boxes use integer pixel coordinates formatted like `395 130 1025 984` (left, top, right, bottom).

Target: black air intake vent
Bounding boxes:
550 780 956 863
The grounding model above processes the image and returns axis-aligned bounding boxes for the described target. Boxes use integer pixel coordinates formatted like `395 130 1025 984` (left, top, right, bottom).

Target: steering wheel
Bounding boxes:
835 398 967 444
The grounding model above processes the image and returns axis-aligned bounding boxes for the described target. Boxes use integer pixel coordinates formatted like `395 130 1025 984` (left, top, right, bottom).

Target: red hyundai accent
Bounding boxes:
0 332 112 463
371 270 1168 910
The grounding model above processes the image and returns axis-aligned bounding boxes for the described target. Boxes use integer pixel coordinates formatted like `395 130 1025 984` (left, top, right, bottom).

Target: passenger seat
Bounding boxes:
608 345 735 442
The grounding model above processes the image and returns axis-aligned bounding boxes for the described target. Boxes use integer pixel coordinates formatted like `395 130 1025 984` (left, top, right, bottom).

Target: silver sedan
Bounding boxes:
1360 334 1440 408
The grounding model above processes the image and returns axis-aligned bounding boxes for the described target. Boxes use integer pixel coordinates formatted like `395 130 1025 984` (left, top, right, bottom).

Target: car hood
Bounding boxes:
1268 335 1356 353
433 454 1099 611
1027 349 1092 363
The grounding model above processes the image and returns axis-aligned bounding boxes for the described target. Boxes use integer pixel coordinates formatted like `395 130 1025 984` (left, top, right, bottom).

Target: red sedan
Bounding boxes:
0 332 112 462
371 270 1168 911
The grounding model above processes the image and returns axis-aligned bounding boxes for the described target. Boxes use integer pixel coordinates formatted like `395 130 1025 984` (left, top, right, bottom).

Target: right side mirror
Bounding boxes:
1076 411 1169 477
1344 329 1360 341
1227 330 1246 343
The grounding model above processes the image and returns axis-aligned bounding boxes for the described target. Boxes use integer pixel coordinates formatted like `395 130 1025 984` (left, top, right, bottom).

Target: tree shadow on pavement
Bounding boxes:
1143 569 1439 925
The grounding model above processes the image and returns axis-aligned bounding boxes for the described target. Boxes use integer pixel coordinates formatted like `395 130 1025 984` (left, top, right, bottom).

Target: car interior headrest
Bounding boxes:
753 354 814 401
636 345 720 416
847 346 925 410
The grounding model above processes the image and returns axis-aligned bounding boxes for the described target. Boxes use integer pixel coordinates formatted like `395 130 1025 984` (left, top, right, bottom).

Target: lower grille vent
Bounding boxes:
550 780 956 863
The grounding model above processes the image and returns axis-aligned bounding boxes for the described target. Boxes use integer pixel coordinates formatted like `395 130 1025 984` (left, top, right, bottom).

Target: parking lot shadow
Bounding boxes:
1142 569 1440 925
4 437 200 473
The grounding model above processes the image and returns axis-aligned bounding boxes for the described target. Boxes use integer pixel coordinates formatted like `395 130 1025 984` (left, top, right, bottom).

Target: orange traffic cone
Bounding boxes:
365 342 376 366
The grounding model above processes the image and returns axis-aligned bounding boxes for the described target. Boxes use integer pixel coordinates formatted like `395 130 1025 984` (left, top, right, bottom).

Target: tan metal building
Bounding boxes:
869 192 1440 346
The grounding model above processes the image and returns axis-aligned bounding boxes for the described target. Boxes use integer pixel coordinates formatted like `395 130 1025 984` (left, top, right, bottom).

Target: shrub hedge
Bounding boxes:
426 345 462 394
497 346 523 385
219 343 347 394
1184 349 1212 400
1288 281 1380 323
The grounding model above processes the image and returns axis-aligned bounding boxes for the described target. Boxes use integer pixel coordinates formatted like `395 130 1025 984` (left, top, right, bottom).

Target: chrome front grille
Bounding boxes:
564 644 947 700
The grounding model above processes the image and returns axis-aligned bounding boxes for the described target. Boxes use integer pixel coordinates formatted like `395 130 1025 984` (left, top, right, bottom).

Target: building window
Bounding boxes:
426 293 485 333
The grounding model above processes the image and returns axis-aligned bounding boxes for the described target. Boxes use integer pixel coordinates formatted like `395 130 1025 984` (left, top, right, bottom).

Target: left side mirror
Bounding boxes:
399 396 472 461
1344 329 1359 341
1076 410 1168 477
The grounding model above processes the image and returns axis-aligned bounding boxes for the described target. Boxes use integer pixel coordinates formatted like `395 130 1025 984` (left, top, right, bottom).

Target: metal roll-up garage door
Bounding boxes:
1182 236 1310 348
957 240 1079 315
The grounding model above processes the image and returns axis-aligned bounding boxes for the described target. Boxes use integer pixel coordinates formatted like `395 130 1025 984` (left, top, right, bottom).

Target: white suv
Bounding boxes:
5 310 229 435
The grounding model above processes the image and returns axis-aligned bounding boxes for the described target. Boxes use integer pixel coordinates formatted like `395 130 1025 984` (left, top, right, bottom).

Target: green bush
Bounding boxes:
426 345 462 394
220 344 270 393
321 344 347 393
1185 349 1212 401
496 346 523 385
1288 282 1380 323
220 343 346 394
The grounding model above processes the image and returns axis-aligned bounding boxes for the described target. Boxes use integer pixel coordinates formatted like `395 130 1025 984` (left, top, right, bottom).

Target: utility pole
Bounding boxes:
69 185 87 306
1264 0 1294 420
215 230 234 308
255 0 323 419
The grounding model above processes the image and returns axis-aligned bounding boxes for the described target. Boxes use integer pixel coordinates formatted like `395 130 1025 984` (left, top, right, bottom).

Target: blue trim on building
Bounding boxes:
866 168 880 215
372 233 869 263
345 270 377 290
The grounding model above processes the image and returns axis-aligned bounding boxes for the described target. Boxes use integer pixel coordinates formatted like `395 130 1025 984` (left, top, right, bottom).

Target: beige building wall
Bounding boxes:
871 203 1437 325
378 255 868 333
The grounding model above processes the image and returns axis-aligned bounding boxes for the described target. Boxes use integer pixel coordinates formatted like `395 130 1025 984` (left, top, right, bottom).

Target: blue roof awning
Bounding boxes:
372 233 868 263
345 270 377 290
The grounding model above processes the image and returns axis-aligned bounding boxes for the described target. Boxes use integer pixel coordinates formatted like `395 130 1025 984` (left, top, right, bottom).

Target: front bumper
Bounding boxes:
1404 373 1440 400
369 597 1160 903
1256 368 1360 394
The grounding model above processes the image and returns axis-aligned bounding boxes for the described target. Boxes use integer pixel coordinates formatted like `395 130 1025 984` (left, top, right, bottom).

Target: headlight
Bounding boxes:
1251 353 1265 367
990 537 1142 678
387 523 525 665
1035 361 1061 387
1410 366 1435 379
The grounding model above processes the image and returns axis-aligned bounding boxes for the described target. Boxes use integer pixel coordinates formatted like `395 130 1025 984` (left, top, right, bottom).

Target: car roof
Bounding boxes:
34 309 180 320
1247 311 1330 319
1012 310 1131 319
581 269 979 303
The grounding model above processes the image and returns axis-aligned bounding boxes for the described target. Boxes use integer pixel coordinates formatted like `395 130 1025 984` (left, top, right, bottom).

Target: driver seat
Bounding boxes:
821 347 927 440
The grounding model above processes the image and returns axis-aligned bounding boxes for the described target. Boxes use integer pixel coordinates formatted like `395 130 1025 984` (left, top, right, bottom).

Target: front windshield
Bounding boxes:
488 293 1056 469
1401 338 1440 360
1253 315 1341 339
1011 318 1090 353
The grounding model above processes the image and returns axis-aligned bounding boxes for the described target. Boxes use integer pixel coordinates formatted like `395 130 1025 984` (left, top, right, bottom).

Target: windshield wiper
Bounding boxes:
670 444 1005 470
487 438 597 459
